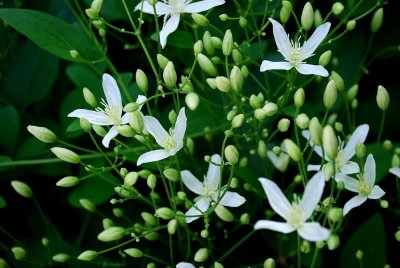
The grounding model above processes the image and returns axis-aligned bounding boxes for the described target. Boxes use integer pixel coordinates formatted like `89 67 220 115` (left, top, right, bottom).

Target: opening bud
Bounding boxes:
27 125 57 143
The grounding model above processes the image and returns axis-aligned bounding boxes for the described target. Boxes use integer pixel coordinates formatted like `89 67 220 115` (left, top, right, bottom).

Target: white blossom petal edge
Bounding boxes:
260 18 331 76
181 154 246 223
389 167 400 178
68 73 146 148
176 262 195 268
137 107 187 166
254 171 330 242
134 0 225 48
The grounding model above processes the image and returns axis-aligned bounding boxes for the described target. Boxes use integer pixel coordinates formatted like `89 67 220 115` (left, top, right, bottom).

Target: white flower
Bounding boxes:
137 107 186 165
267 142 290 173
134 0 225 48
341 154 385 216
181 154 246 223
68 73 146 148
303 124 369 180
254 171 330 242
389 167 400 177
260 18 331 76
176 262 195 268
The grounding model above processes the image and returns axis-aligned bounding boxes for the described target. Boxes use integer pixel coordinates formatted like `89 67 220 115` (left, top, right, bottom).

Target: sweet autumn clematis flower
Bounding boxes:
134 0 225 48
68 73 146 148
254 171 330 242
137 107 186 166
260 18 331 76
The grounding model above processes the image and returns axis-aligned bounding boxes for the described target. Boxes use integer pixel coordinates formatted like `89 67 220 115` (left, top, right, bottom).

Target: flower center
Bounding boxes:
357 180 371 196
162 135 177 152
289 38 303 66
202 177 216 199
287 203 303 229
96 98 121 124
168 0 189 12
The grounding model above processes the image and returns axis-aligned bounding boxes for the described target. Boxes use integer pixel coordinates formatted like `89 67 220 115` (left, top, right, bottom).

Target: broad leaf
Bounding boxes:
0 105 20 154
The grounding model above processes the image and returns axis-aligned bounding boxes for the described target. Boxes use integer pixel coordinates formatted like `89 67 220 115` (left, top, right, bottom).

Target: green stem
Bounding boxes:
218 229 256 262
297 233 302 268
376 111 386 144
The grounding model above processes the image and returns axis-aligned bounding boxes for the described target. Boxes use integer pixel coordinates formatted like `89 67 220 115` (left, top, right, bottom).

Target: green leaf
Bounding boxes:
151 30 193 49
0 105 20 154
340 213 386 268
0 8 102 62
66 63 103 91
15 137 47 159
0 195 6 208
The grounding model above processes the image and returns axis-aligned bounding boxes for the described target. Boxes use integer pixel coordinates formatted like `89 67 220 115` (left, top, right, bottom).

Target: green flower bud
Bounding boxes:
211 36 222 49
148 0 157 5
79 118 91 132
332 2 344 15
0 258 7 268
141 212 158 226
376 85 390 111
167 219 178 235
249 94 262 109
278 118 291 132
355 142 366 159
254 108 268 121
11 180 33 198
163 61 177 88
42 237 49 246
139 169 152 179
52 253 70 263
147 174 157 189
323 80 337 109
230 66 243 92
383 139 393 151
239 16 248 28
322 125 338 160
163 168 180 182
91 0 103 13
27 125 57 143
193 40 203 54
257 140 268 159
102 218 114 229
202 31 214 55
192 13 209 27
346 84 359 102
327 233 340 250
283 139 302 162
129 111 144 133
69 49 79 59
186 137 195 154
263 258 276 268
216 76 231 92
355 250 363 260
282 0 292 9
77 250 97 261
214 262 224 268
219 13 228 21
185 92 200 111
232 114 245 128
197 53 217 76
51 147 80 164
124 248 143 258
314 9 323 27
224 145 239 165
98 28 106 37
79 198 96 212
156 207 175 220
323 161 334 179
272 146 281 155
316 241 325 249
263 102 278 116
222 29 233 56
136 69 148 93
309 117 323 146
295 113 310 129
113 208 124 218
157 54 169 69
97 226 125 242
334 122 343 133
241 65 249 78
56 176 79 187
92 125 106 137
351 99 358 109
177 191 187 200
82 87 97 108
346 20 356 31
168 110 177 125
371 8 383 33
294 88 305 108
280 6 291 24
116 125 135 137
301 240 311 253
240 213 250 224
328 207 343 222
194 248 209 263
12 247 26 260
395 230 400 242
206 78 217 89
330 71 344 91
380 199 388 208
319 50 332 67
301 2 314 31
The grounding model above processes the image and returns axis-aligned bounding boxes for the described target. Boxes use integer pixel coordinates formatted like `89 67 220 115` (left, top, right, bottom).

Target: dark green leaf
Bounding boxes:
151 30 193 49
0 105 20 154
15 137 47 159
366 143 392 183
0 195 6 208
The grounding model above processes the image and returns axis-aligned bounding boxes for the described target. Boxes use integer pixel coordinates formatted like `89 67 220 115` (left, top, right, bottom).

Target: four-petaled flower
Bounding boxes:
135 0 225 48
254 171 330 242
260 18 331 76
137 107 187 166
68 73 146 148
181 154 246 223
341 154 385 216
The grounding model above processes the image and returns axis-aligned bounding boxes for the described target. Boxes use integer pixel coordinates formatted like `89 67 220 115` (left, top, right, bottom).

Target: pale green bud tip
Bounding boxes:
222 30 233 56
263 258 276 268
214 261 224 268
197 53 217 76
194 248 209 262
56 176 79 187
355 142 366 158
395 230 400 242
124 248 143 258
192 13 209 26
346 20 356 31
322 125 338 160
91 0 103 12
219 14 228 21
263 102 278 116
27 125 57 143
383 140 393 151
328 207 343 222
163 61 177 88
371 8 383 33
11 180 33 198
323 80 337 109
51 147 81 164
52 253 70 263
309 117 323 146
355 250 363 260
376 85 390 111
97 226 125 242
136 69 148 93
124 102 140 113
314 9 323 27
240 213 250 225
295 113 310 129
147 174 157 189
332 2 344 15
230 66 244 92
194 40 203 54
282 1 292 10
156 207 175 220
12 247 27 260
157 54 169 69
85 8 98 20
216 76 230 92
330 71 344 91
167 218 178 235
380 200 389 208
327 234 340 250
346 84 359 102
294 88 305 108
224 145 239 165
79 198 96 212
113 208 124 218
319 50 332 67
82 87 97 108
283 139 302 162
301 2 314 31
185 92 200 111
80 118 91 132
69 50 79 58
232 114 245 128
163 168 180 182
278 118 291 132
77 250 98 261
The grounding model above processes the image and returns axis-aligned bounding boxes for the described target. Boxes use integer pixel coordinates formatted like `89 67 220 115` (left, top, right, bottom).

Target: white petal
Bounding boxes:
302 130 325 159
134 1 171 15
307 164 322 172
339 161 360 175
254 220 295 234
136 95 147 111
300 22 331 60
369 185 385 199
102 74 122 116
342 175 360 193
160 14 180 48
260 60 292 72
300 172 325 221
207 154 221 188
172 107 187 147
364 154 376 188
183 0 225 13
267 151 289 172
181 170 204 195
343 195 367 216
268 18 292 59
342 124 369 161
258 178 292 220
298 222 330 242
121 112 130 124
296 64 328 76
185 197 210 223
143 115 169 147
137 149 170 166
176 262 195 268
102 126 118 148
68 109 112 125
334 172 349 183
389 167 400 177
219 191 246 207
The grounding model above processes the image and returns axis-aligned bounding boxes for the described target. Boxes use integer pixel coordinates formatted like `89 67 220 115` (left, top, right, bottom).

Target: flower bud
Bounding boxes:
167 219 178 235
250 94 262 109
0 258 7 267
322 125 338 160
193 40 203 54
157 54 169 69
301 240 311 253
124 248 143 258
202 31 214 55
163 168 180 182
257 140 268 159
395 230 400 242
11 180 33 198
263 102 278 116
232 114 245 128
222 29 233 56
332 2 344 15
27 125 57 143
239 16 248 28
314 9 323 27
209 37 222 50
241 65 249 78
192 13 209 27
318 50 332 67
77 250 97 261
224 145 239 165
327 233 340 250
186 137 194 154
80 118 91 132
102 218 114 229
346 20 356 31
230 66 243 92
380 199 388 208
294 88 305 108
371 8 383 33
328 207 343 222
79 198 96 212
69 49 79 58
295 113 310 129
147 174 157 189
283 139 302 162
113 208 124 218
264 258 276 268
92 125 106 137
136 69 148 93
280 6 291 24
97 226 125 242
168 109 177 125
197 53 217 76
309 117 323 145
219 13 228 21
330 71 344 91
355 142 366 159
163 61 177 88
141 212 157 226
316 241 325 249
156 207 175 220
323 80 337 109
376 85 390 111
355 250 363 260
116 125 135 137
51 147 81 164
383 139 392 151
56 176 79 187
216 76 230 92
301 2 314 31
346 84 359 102
52 253 70 263
278 118 290 132
185 92 199 111
129 111 144 133
12 247 26 260
194 248 209 262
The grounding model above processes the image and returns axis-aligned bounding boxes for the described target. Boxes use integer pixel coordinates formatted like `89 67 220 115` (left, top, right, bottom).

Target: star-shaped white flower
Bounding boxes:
254 171 330 242
134 0 225 48
389 167 400 178
260 18 331 76
137 107 187 165
303 124 369 181
181 154 246 223
341 154 385 216
68 73 146 148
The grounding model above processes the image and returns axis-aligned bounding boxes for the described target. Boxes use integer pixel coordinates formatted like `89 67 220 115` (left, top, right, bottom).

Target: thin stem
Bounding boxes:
376 111 386 144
